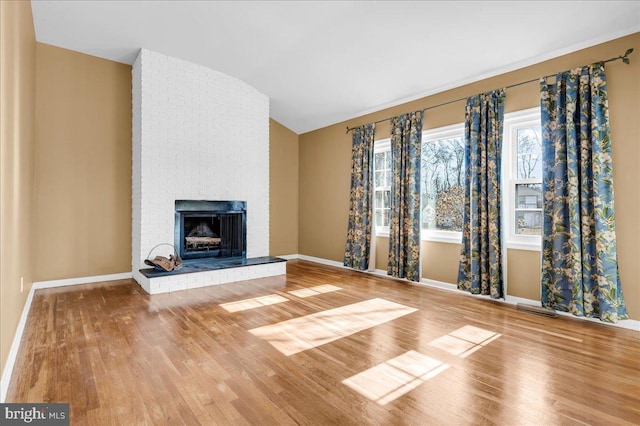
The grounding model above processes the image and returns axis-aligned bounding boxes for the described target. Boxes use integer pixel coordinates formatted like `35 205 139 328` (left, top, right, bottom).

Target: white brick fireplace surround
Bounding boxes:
132 48 284 294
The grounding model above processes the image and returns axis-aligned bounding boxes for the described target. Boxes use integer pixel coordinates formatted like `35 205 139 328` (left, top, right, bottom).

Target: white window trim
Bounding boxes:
502 107 542 251
376 230 390 238
421 123 464 244
374 139 391 237
423 122 465 142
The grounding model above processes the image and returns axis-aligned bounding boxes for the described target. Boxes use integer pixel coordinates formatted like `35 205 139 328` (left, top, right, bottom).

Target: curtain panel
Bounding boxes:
344 124 376 271
540 62 628 323
457 89 505 299
387 111 423 282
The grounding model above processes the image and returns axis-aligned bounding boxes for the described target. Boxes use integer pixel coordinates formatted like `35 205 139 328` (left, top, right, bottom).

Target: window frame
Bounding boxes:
502 107 543 251
420 123 465 244
373 139 391 236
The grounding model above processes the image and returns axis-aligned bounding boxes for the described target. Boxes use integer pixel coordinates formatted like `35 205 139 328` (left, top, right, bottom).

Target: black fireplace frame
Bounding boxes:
174 200 247 260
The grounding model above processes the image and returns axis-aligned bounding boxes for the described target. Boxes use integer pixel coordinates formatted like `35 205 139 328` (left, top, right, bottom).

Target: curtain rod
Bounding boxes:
345 48 634 134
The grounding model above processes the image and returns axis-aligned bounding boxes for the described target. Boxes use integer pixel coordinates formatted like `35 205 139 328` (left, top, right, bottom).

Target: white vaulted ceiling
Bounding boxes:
31 1 640 134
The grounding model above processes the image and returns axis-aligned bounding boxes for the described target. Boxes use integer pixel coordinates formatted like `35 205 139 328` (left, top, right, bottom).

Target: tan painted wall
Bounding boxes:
507 249 542 301
299 123 352 261
269 119 299 256
0 0 37 377
34 43 132 281
375 240 460 284
299 33 640 320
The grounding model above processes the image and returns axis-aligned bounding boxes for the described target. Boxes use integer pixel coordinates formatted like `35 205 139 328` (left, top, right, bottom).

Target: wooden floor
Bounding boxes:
7 260 640 425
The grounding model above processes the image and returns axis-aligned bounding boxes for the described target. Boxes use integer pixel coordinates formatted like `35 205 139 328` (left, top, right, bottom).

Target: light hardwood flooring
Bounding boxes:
7 260 640 425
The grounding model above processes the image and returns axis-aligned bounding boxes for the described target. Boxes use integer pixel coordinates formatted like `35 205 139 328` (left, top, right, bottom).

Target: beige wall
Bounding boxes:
299 123 352 260
0 0 37 377
299 33 640 320
269 119 299 256
507 249 542 301
34 43 132 281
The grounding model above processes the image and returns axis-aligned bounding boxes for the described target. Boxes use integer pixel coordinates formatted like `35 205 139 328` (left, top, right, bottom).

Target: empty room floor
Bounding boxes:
7 260 640 425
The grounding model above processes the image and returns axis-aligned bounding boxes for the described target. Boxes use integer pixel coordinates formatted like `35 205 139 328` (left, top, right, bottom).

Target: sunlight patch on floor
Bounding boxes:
219 294 289 313
428 325 501 358
288 284 342 298
343 350 449 405
248 298 417 356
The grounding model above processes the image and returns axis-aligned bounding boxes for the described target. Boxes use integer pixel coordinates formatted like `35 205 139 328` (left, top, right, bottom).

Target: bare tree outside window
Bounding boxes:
421 136 464 232
517 128 542 180
514 126 542 235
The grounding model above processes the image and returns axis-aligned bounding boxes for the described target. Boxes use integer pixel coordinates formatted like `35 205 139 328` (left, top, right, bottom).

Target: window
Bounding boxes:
371 108 542 249
374 140 391 234
503 107 542 250
420 123 465 243
373 125 465 242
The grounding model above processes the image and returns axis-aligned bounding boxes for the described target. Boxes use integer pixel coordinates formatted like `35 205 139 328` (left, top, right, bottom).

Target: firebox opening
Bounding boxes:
175 200 246 260
184 217 221 252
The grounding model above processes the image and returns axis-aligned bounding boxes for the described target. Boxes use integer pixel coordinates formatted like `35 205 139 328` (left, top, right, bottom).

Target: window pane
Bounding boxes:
374 190 391 228
375 208 391 228
516 126 542 179
374 144 392 229
421 136 465 232
515 184 542 209
375 152 386 170
515 210 542 235
375 209 383 227
382 189 390 208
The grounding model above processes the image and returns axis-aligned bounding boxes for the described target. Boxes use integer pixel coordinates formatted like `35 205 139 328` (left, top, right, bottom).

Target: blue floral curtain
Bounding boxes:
388 111 423 282
540 63 627 323
457 90 505 298
344 124 376 270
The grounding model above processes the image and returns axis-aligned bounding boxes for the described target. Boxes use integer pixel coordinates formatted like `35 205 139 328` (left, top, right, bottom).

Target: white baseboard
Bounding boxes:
276 254 300 260
297 254 344 268
503 296 640 331
296 255 640 332
1 271 133 403
419 277 458 292
0 285 36 403
33 271 133 289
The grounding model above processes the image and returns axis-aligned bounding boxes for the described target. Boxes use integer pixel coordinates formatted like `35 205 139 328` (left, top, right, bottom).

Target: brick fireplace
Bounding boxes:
131 49 284 294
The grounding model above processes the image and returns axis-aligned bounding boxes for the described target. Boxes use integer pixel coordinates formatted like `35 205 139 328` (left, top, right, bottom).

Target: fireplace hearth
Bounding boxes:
175 200 246 260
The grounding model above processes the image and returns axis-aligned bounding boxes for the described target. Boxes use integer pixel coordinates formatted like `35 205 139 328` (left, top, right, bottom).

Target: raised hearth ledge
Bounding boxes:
136 256 286 295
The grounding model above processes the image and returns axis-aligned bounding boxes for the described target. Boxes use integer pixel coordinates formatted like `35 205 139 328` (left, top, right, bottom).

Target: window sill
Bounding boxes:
506 241 541 252
375 230 462 245
421 235 462 244
378 232 540 250
376 231 462 244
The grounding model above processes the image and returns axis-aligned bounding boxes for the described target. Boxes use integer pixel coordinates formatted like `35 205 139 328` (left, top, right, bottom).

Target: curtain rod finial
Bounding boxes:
622 48 634 64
